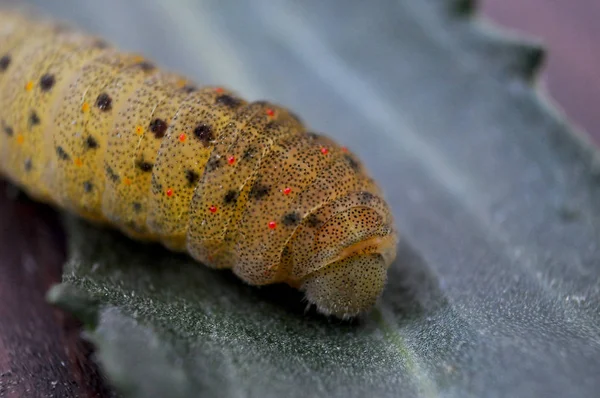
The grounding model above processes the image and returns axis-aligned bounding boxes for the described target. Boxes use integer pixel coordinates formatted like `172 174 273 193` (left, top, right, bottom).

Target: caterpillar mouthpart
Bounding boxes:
301 245 395 319
296 202 398 318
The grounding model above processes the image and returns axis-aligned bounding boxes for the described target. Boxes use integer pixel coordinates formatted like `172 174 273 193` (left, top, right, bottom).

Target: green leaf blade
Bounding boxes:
27 0 600 396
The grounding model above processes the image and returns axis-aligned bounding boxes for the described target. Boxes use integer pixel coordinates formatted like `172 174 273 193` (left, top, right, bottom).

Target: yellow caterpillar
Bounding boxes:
0 10 398 318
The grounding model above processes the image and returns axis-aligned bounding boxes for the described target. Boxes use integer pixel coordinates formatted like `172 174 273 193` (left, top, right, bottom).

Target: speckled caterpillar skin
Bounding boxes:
0 10 398 318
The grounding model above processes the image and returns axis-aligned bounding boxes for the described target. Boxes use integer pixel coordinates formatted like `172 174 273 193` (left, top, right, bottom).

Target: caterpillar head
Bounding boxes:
301 236 397 319
288 191 397 319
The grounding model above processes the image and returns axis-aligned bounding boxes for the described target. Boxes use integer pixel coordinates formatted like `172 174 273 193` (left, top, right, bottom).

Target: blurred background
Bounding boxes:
483 0 600 146
17 0 600 147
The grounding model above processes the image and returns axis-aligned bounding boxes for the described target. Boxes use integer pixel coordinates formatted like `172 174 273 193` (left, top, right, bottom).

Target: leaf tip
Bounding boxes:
47 283 100 329
512 41 547 81
451 0 478 16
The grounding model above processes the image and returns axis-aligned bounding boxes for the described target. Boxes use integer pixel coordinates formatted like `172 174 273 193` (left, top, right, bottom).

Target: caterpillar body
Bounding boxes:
0 10 398 318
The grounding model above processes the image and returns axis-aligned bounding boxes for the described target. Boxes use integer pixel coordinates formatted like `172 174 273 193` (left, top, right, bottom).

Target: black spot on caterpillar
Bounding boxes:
83 181 93 193
95 92 112 111
2 121 13 136
185 169 200 186
223 189 239 204
105 165 119 183
39 73 55 91
282 212 300 226
0 54 10 71
136 160 154 173
215 94 242 108
29 110 40 126
193 123 213 146
180 84 197 94
56 146 70 161
344 153 361 172
249 182 270 200
149 118 168 139
85 135 98 149
0 10 397 319
305 213 323 228
135 60 156 72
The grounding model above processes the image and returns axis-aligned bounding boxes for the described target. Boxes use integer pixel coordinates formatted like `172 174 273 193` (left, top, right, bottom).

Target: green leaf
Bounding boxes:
31 0 600 397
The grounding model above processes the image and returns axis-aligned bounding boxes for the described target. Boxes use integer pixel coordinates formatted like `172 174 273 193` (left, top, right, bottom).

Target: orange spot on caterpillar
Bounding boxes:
135 125 144 136
283 187 292 195
209 205 217 213
266 108 275 117
81 102 90 113
268 221 277 229
178 133 186 142
16 133 24 144
123 177 132 186
215 87 224 93
132 55 145 63
74 157 83 167
24 81 33 91
227 156 235 165
320 147 329 155
176 79 187 88
341 146 349 153
166 188 173 197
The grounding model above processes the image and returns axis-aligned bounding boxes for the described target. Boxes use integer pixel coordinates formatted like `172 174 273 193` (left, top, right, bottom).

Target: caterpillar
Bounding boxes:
0 9 398 318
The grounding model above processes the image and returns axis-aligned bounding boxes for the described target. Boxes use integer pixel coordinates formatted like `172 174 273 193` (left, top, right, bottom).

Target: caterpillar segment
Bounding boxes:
0 10 398 318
